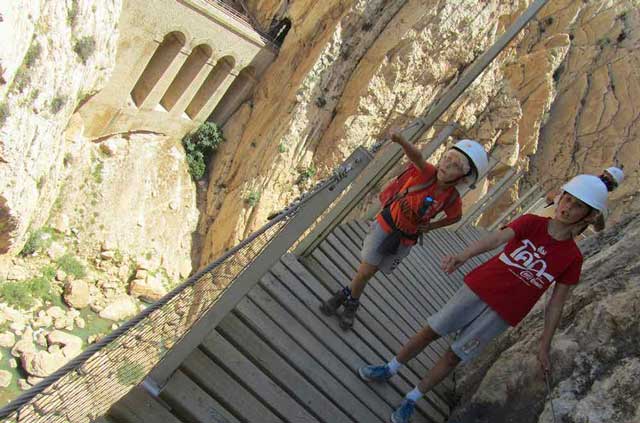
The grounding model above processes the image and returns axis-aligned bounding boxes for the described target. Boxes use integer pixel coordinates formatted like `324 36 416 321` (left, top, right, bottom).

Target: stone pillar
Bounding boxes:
139 49 190 111
192 71 236 123
169 60 216 118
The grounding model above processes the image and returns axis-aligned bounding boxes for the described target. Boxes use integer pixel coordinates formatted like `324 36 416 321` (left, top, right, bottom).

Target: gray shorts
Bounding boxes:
361 220 412 275
428 284 510 363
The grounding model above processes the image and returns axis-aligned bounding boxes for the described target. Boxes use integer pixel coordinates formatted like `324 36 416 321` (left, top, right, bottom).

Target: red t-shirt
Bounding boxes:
465 214 583 326
377 163 462 246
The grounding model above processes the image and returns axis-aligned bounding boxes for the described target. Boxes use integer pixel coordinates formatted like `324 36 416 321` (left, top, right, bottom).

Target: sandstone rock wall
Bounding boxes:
199 0 639 263
0 0 122 254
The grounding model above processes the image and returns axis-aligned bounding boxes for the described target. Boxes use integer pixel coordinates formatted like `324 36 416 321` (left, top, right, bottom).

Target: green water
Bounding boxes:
0 300 120 407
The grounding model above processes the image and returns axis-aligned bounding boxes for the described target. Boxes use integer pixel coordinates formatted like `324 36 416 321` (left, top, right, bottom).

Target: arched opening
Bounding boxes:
160 44 213 112
130 32 186 107
269 18 291 46
185 56 235 119
209 66 256 125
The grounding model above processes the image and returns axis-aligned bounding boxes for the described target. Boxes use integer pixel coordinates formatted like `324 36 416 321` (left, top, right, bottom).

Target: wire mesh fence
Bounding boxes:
0 165 355 422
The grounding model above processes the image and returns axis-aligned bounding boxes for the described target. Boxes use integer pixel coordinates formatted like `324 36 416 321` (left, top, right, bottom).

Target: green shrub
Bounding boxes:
0 268 56 310
182 122 225 180
278 143 287 153
24 41 41 68
21 227 58 256
11 40 41 93
297 164 317 184
245 190 260 207
0 102 8 127
56 254 86 278
74 36 96 64
50 95 67 114
67 0 79 26
92 161 104 184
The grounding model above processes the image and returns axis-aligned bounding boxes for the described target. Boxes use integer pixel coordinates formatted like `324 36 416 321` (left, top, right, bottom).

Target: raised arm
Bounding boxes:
390 129 428 171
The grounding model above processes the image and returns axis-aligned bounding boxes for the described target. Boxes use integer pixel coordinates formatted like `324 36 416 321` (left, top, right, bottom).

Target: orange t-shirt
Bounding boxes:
376 163 462 246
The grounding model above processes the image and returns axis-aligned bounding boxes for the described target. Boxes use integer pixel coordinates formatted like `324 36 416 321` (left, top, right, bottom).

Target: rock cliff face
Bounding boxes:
199 0 640 262
448 213 640 423
0 0 122 254
0 1 199 278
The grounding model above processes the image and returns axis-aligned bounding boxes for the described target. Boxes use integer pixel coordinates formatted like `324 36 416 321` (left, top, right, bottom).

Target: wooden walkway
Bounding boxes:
103 221 493 423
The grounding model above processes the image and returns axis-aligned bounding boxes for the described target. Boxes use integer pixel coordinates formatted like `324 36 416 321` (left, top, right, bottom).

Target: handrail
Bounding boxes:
201 0 280 48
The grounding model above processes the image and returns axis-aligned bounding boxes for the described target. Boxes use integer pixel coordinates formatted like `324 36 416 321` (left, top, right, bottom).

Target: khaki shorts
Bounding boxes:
361 220 412 274
428 284 510 363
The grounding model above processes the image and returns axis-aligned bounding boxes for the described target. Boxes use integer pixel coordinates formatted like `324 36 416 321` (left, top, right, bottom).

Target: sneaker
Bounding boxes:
319 288 349 316
339 298 359 330
391 398 416 423
358 364 392 382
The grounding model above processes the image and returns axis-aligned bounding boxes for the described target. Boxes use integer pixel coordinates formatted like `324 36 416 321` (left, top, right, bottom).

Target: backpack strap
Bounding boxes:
440 188 460 213
392 175 437 203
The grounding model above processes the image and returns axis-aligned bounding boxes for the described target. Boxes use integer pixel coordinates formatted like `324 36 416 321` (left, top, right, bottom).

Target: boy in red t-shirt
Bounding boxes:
320 129 489 330
358 174 609 423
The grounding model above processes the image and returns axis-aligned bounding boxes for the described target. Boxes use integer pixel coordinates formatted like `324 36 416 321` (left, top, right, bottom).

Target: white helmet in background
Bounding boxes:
605 166 624 186
561 174 608 212
452 139 489 188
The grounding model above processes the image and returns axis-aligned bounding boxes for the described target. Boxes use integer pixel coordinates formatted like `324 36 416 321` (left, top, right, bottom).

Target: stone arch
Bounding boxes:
185 55 236 119
209 66 256 124
160 44 213 112
130 31 186 107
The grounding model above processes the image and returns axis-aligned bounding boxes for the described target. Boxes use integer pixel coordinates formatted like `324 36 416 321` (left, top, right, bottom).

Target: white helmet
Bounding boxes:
561 174 608 212
605 166 624 186
452 139 489 187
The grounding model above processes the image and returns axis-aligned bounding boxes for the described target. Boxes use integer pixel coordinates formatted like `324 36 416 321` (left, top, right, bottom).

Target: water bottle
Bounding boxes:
418 196 434 218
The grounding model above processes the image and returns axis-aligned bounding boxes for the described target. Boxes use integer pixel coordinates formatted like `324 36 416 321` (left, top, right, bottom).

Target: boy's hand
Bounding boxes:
388 128 406 144
537 344 551 373
417 223 431 233
441 254 466 274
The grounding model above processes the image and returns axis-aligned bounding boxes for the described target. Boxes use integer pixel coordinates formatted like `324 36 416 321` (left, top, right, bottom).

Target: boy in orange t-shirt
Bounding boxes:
320 129 489 330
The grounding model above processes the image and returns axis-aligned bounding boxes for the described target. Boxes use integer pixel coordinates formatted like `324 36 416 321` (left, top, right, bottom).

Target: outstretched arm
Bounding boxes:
390 129 428 171
538 282 572 371
441 227 515 273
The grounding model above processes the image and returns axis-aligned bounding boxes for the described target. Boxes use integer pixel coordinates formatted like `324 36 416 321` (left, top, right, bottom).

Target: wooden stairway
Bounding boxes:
103 221 492 423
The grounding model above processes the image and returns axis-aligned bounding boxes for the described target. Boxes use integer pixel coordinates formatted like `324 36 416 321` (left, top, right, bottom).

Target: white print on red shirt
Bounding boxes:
498 239 554 289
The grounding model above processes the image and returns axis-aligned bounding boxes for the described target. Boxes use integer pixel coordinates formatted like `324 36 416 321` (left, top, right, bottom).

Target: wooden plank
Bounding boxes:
347 221 454 306
108 386 183 423
181 349 282 423
200 331 320 423
261 262 447 422
276 256 453 414
282 255 451 415
339 222 436 321
161 370 241 423
148 147 371 388
215 315 357 423
228 298 388 422
331 226 433 329
301 252 433 378
316 238 435 372
337 223 452 357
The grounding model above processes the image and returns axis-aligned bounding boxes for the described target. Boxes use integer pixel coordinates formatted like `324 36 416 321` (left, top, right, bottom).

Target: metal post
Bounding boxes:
147 147 371 389
488 184 541 230
294 123 457 257
453 169 521 230
522 196 547 215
